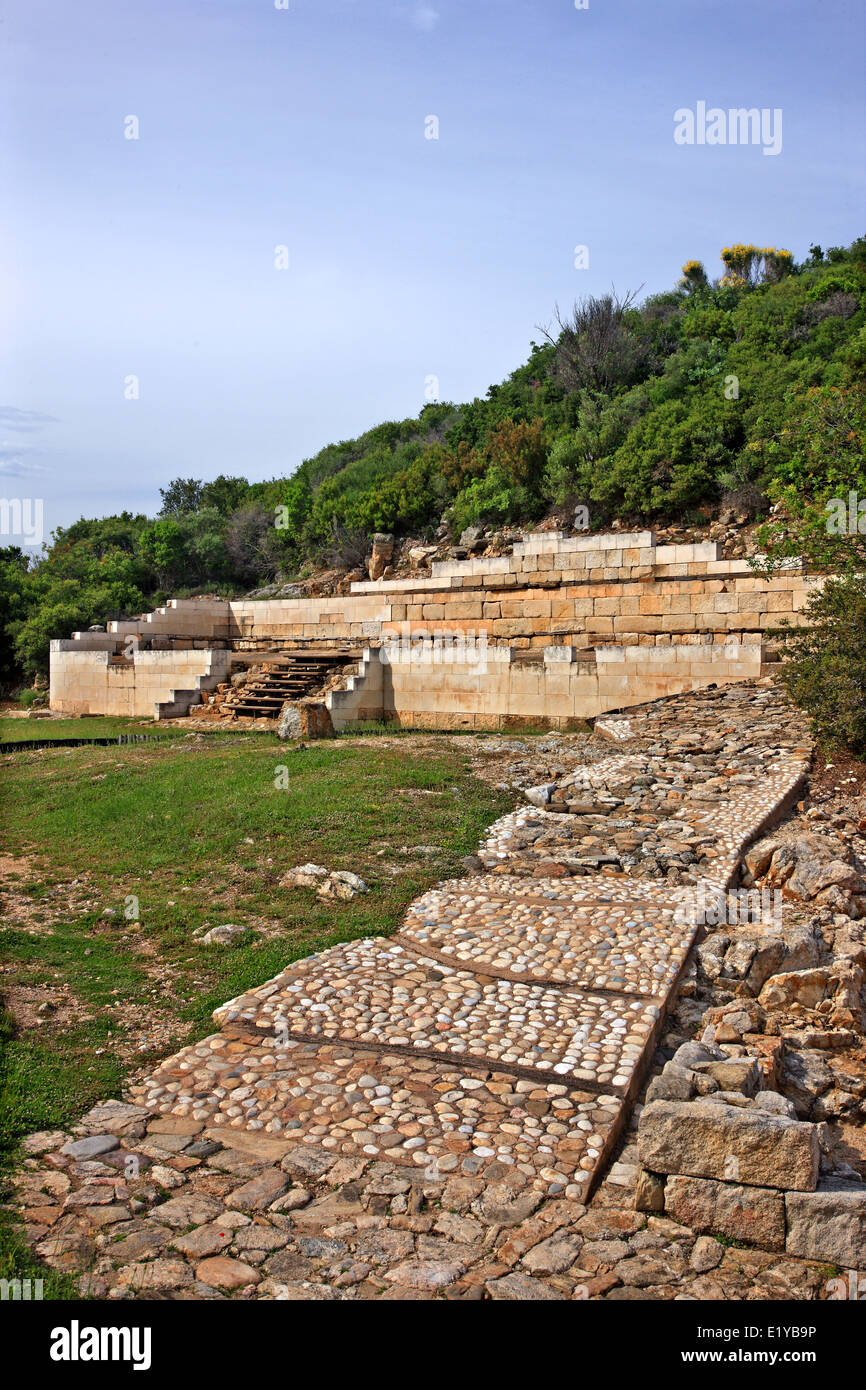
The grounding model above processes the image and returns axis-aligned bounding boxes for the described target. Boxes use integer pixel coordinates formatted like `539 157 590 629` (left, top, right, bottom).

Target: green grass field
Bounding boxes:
0 715 186 742
0 729 511 1290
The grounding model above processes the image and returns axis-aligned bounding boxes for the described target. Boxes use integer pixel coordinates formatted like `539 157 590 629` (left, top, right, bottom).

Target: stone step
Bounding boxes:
130 1035 623 1196
398 885 696 997
212 937 661 1094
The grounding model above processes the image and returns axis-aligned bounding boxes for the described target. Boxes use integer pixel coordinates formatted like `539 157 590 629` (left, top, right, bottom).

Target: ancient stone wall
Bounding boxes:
49 530 819 724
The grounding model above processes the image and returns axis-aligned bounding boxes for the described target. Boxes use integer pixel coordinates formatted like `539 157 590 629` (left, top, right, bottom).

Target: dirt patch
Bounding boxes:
808 748 866 800
1 979 92 1031
0 852 38 880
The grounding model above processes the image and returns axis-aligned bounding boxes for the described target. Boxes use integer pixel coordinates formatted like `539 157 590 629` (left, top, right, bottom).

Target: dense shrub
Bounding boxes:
776 575 866 756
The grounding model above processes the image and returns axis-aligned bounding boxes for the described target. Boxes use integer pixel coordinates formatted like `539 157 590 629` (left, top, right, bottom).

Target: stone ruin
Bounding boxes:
49 529 819 728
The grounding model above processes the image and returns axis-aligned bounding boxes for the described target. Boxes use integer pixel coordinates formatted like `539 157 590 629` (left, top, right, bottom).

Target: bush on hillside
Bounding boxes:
775 575 866 757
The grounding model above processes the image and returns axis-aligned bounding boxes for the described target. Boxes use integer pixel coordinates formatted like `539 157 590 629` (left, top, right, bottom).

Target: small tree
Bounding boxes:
776 575 866 756
541 289 650 395
678 259 709 293
158 478 204 516
138 519 188 589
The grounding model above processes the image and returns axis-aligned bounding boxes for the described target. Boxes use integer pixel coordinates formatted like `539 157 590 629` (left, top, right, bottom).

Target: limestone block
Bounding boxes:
664 1175 785 1251
637 1100 819 1191
785 1180 866 1267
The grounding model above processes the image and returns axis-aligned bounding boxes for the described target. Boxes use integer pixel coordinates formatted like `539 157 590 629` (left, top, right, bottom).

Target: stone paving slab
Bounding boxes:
399 886 695 997
209 939 661 1092
128 1037 622 1199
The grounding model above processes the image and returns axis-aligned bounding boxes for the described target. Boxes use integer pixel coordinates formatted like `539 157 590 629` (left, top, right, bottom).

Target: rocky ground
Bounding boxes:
7 681 865 1300
244 513 765 600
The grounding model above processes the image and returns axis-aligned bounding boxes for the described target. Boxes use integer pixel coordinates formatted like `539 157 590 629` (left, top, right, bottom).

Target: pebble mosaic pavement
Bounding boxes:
12 682 817 1298
128 682 809 1204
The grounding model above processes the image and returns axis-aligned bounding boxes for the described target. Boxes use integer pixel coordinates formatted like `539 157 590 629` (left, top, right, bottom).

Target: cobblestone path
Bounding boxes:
15 682 822 1300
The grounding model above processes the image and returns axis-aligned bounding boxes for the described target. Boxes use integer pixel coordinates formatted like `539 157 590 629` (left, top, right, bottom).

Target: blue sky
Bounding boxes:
2 0 864 539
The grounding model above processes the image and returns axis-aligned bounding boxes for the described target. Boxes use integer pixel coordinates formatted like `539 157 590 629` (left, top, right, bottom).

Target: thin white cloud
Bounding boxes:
0 449 50 478
0 406 59 432
0 411 57 476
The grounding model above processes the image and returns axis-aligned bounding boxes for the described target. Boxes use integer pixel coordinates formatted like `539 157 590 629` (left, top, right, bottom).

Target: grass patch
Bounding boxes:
0 730 510 1161
0 715 184 743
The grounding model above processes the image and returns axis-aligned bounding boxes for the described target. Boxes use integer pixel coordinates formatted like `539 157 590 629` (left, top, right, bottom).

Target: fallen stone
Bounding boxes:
525 784 556 808
647 1065 696 1103
694 1058 761 1097
759 967 832 1011
199 923 247 946
751 1091 797 1119
779 1049 833 1118
671 1041 726 1070
281 863 328 889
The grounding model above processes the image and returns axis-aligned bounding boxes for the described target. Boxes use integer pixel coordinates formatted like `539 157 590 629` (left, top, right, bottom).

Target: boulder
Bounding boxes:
693 1058 762 1097
751 1091 798 1119
671 1041 726 1070
744 839 779 879
200 923 246 947
646 1065 697 1103
637 1099 819 1191
759 967 832 1011
766 845 797 886
785 843 860 903
828 963 865 1030
281 863 329 889
317 871 368 901
703 998 765 1043
524 783 556 808
277 701 333 740
778 1049 833 1118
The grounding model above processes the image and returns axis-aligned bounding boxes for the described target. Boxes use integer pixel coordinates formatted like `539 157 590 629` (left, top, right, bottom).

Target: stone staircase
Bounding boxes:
221 654 349 719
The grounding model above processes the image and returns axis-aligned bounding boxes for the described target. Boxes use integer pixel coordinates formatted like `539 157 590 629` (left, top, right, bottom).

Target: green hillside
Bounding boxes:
2 237 865 682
